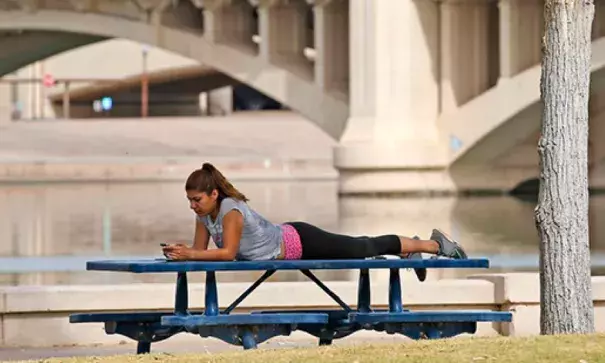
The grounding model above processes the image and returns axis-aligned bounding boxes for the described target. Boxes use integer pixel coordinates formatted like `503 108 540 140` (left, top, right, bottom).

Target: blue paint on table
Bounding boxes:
70 257 511 353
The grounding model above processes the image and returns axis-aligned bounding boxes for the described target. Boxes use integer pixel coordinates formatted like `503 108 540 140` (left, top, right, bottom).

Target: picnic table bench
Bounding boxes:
70 258 512 353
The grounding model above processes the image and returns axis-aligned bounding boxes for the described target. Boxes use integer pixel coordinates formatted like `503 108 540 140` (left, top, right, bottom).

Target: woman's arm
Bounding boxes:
190 210 242 260
192 219 210 251
166 210 243 261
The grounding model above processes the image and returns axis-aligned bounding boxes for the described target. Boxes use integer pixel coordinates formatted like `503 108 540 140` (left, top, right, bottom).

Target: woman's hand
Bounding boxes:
163 244 196 261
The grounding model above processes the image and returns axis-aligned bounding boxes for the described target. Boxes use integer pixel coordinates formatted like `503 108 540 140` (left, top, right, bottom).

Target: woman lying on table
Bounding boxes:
162 163 468 267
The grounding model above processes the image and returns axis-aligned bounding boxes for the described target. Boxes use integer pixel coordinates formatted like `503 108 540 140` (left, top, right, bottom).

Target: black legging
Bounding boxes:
286 221 401 260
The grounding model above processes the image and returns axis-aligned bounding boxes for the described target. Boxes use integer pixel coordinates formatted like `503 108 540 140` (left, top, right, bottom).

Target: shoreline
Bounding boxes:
0 157 338 183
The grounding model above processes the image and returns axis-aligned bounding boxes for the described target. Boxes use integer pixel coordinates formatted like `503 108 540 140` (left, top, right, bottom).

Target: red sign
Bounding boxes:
42 74 56 88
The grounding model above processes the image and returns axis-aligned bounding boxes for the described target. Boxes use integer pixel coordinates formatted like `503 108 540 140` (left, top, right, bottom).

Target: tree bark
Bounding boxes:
536 0 595 335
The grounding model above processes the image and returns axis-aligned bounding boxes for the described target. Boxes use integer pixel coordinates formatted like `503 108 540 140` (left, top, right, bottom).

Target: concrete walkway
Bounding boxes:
0 111 338 182
0 332 409 361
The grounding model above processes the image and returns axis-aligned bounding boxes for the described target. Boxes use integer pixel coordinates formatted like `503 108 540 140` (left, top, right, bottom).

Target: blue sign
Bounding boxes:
101 97 113 111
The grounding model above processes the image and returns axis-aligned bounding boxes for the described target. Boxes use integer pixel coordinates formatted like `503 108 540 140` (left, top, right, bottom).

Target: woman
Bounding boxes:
163 163 468 265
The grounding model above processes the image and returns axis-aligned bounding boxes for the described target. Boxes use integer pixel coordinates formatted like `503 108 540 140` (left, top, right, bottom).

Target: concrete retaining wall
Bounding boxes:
469 273 605 336
1 273 605 347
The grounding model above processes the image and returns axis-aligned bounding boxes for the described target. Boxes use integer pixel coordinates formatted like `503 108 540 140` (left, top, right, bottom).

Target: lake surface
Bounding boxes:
1 180 604 286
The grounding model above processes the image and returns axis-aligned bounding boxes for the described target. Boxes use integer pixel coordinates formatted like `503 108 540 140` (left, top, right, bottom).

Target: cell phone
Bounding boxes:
160 243 170 259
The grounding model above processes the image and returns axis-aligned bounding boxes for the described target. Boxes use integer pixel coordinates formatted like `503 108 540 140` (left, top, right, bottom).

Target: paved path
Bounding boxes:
0 332 409 361
0 111 338 181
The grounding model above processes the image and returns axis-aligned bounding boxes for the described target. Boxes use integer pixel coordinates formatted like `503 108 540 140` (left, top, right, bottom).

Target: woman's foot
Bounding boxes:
430 229 468 259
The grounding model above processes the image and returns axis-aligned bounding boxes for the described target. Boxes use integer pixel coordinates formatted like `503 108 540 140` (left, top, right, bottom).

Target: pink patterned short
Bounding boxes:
281 223 303 260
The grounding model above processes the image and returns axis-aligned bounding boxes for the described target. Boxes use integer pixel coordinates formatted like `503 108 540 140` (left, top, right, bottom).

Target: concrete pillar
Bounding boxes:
258 0 312 78
499 0 544 79
312 0 349 97
0 81 11 125
334 0 443 193
203 0 257 53
208 86 233 115
0 192 12 256
439 0 492 113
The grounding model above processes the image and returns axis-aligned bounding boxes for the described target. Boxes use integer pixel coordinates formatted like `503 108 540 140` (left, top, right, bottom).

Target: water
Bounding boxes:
1 180 605 286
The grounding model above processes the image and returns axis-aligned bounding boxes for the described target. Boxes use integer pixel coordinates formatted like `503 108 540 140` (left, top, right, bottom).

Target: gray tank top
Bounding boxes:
198 197 283 261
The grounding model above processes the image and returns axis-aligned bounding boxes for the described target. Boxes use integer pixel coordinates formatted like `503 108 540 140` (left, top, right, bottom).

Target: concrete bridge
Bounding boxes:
1 0 605 194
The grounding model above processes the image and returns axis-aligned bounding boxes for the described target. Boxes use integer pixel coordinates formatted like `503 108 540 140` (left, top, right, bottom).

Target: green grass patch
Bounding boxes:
14 334 605 363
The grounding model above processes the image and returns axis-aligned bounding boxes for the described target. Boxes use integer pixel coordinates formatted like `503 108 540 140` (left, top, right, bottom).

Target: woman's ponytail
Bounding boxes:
185 162 249 202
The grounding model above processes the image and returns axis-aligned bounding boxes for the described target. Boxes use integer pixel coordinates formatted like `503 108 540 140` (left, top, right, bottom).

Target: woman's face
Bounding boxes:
186 189 218 216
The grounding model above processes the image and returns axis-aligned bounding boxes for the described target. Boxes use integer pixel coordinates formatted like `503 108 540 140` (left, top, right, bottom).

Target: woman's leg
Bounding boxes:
286 222 467 260
399 236 439 254
398 230 468 258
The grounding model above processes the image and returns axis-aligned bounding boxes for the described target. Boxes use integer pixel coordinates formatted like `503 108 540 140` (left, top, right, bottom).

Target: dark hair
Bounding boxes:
185 162 249 202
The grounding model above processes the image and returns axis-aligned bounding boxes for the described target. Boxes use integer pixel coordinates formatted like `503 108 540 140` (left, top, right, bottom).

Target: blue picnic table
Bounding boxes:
70 258 512 353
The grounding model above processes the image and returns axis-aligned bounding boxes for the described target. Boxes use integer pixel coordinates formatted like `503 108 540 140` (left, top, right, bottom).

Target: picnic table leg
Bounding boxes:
388 268 403 313
240 328 258 350
357 269 371 313
137 341 151 354
132 273 188 355
205 271 219 316
175 272 188 315
319 338 333 346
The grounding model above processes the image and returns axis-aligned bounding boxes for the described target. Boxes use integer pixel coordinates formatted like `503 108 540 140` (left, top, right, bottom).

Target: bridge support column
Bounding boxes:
258 0 312 78
0 81 11 125
313 0 349 98
334 0 446 194
208 86 233 116
498 0 543 79
439 0 495 113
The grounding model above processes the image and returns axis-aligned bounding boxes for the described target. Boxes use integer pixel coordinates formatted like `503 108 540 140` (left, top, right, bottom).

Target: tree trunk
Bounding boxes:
535 0 595 335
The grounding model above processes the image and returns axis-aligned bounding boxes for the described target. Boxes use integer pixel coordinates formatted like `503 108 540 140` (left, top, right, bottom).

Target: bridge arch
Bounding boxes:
443 37 605 167
0 9 348 139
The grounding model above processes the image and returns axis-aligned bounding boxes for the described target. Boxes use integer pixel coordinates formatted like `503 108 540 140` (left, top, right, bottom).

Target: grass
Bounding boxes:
12 334 605 363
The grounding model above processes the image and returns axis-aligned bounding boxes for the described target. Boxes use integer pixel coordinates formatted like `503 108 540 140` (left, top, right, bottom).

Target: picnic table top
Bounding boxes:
86 258 490 273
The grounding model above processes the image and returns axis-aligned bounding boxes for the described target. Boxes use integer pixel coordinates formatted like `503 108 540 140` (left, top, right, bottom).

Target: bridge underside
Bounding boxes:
0 1 349 139
0 30 107 77
45 65 240 118
444 38 605 194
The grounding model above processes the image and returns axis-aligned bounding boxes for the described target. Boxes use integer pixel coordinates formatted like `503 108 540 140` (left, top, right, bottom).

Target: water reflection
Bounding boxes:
1 180 605 286
0 180 340 285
